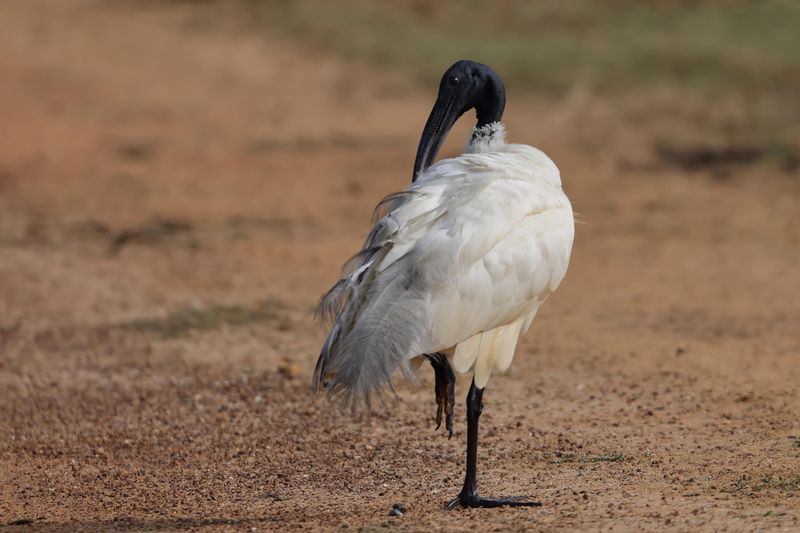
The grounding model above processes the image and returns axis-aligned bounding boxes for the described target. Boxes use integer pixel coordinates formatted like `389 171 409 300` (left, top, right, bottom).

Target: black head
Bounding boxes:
412 60 506 181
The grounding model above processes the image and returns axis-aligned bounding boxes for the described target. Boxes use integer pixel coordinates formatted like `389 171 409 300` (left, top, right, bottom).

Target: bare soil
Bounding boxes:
1 1 798 531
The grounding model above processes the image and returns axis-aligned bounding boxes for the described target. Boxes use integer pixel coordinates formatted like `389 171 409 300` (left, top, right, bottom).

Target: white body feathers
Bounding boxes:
315 123 574 406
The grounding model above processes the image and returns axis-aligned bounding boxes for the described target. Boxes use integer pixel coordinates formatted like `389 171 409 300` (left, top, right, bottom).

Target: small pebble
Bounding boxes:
388 503 406 517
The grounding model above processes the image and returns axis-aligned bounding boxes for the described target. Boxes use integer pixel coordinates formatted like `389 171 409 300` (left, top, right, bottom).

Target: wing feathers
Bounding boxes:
316 257 427 411
314 188 438 410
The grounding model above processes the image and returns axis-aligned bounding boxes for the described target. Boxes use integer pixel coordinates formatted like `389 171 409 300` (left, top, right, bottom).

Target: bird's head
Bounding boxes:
413 60 506 181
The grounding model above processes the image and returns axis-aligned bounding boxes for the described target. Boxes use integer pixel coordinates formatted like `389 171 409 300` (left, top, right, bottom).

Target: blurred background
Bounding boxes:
1 1 798 530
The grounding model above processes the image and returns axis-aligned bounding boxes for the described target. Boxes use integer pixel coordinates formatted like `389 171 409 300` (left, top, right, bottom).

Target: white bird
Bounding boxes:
314 60 574 509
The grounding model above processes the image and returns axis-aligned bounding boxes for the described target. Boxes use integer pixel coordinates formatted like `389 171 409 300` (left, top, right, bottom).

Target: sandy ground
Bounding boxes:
1 1 799 531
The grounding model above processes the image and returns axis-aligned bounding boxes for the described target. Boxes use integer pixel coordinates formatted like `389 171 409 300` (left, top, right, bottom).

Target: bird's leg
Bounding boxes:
445 380 542 510
423 352 455 438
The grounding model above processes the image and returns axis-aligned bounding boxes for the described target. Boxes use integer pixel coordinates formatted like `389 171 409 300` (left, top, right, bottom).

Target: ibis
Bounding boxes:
314 60 575 509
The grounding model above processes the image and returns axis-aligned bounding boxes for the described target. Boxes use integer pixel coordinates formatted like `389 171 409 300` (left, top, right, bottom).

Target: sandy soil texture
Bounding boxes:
1 1 798 531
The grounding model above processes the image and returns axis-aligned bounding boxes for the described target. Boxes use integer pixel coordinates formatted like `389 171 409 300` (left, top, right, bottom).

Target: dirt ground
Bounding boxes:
1 1 799 531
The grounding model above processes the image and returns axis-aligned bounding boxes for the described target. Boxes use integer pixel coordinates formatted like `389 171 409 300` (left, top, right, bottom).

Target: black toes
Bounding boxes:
445 494 542 510
425 352 456 437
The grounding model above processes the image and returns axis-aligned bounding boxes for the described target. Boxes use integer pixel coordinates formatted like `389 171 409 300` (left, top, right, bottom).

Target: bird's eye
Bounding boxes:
447 74 460 86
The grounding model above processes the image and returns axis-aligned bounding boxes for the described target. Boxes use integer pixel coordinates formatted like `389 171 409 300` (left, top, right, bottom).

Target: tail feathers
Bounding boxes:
316 247 382 327
453 333 481 373
313 259 426 411
472 329 501 389
315 191 424 328
454 318 525 389
488 318 524 374
313 322 340 391
313 188 433 410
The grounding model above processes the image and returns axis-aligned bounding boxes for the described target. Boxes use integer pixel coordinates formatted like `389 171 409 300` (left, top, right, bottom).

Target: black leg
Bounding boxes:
445 379 542 510
424 352 455 438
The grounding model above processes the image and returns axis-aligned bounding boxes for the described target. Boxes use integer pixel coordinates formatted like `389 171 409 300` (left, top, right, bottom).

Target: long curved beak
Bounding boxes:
412 96 462 182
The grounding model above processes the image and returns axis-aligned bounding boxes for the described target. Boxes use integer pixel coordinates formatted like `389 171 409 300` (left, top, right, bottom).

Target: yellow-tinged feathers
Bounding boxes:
490 318 525 374
472 329 500 389
472 319 525 389
453 333 481 373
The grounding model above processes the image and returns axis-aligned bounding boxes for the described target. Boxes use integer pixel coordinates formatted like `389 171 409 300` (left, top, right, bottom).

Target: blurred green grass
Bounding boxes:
249 0 800 99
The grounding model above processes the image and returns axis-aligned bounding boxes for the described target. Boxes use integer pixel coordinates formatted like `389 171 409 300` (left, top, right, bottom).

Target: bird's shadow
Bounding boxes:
4 516 274 532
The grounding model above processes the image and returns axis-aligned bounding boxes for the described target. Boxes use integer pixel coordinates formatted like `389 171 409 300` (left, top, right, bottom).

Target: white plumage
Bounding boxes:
315 122 574 404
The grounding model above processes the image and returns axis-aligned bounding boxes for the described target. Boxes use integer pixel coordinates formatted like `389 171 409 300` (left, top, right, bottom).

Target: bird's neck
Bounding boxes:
474 74 506 130
466 122 507 154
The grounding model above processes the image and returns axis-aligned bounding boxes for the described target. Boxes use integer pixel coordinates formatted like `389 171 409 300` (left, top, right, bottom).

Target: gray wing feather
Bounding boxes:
313 190 430 411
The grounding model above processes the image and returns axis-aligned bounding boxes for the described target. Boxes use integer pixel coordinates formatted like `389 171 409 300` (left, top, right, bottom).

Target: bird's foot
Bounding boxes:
445 492 542 510
425 352 455 438
434 373 455 439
